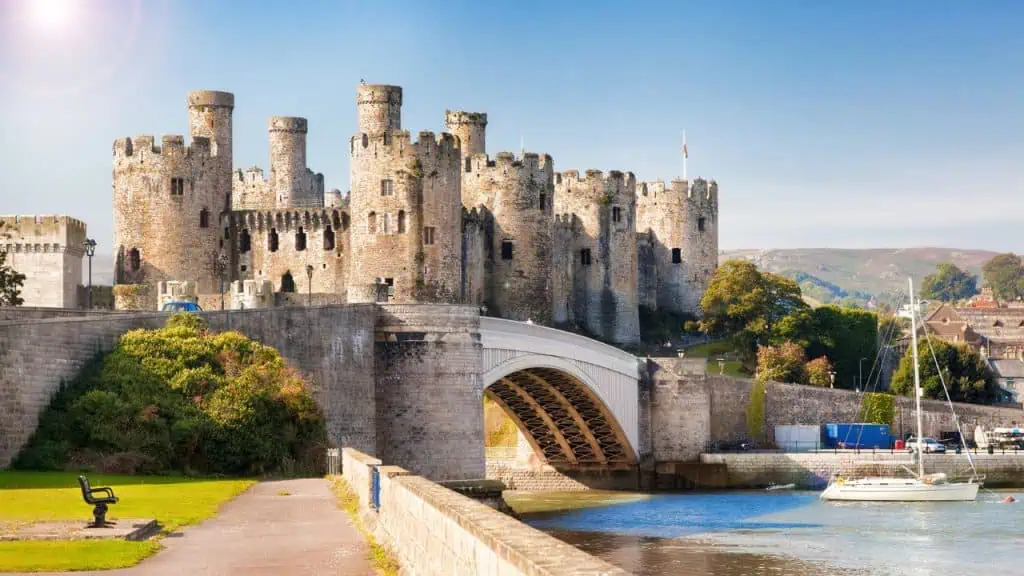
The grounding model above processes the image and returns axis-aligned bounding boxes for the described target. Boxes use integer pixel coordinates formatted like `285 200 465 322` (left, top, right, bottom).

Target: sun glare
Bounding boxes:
26 0 78 34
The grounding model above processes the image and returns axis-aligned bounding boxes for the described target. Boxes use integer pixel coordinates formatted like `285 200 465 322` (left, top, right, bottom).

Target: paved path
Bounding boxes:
34 478 376 576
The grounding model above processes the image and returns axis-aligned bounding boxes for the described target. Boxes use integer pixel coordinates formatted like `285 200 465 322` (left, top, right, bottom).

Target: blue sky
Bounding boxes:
1 0 1022 254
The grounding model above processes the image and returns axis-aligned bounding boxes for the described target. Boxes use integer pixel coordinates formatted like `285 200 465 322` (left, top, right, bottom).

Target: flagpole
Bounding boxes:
682 130 688 180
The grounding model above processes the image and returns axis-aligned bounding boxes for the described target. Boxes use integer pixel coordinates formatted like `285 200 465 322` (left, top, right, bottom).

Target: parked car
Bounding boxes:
906 437 946 454
161 301 202 313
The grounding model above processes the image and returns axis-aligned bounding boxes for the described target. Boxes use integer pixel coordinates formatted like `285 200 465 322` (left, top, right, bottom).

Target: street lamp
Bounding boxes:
717 357 726 375
305 264 314 306
828 370 836 389
216 253 228 310
82 238 96 309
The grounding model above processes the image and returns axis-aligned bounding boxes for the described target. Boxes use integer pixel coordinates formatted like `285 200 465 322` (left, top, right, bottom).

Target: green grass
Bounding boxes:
682 340 735 358
0 471 254 573
328 476 399 576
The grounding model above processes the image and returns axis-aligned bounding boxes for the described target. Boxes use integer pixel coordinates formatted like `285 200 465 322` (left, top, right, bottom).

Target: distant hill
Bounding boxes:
721 248 999 306
83 254 114 285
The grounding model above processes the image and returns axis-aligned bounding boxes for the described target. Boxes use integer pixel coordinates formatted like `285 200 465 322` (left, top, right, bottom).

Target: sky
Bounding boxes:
1 0 1022 254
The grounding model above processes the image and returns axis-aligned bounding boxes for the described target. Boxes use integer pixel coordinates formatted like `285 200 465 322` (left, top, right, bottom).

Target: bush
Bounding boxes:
805 356 833 387
746 380 767 443
756 342 807 384
858 393 896 427
15 314 327 476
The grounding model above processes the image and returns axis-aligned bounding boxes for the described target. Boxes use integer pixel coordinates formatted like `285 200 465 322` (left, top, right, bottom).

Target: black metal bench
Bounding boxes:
78 475 118 528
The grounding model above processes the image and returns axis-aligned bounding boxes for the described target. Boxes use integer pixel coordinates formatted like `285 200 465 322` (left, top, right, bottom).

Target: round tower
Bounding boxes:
445 110 487 161
680 178 719 315
268 116 309 208
553 169 639 344
187 90 234 210
348 84 462 304
356 84 402 134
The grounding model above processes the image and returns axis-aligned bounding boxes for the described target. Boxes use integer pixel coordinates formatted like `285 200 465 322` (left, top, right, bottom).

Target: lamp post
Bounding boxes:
717 357 725 375
828 370 836 389
216 253 228 310
305 264 314 307
82 239 96 309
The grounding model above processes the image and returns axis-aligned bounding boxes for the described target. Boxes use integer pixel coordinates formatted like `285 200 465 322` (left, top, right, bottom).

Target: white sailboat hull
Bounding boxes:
820 478 979 502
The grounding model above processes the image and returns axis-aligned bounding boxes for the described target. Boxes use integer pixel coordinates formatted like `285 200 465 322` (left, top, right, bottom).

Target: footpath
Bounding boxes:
25 478 375 576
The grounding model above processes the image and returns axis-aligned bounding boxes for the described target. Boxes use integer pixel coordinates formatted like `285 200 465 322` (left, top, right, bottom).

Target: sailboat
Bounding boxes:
820 278 981 502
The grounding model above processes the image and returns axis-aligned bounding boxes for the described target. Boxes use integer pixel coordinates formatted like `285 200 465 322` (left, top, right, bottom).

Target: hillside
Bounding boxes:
721 248 998 305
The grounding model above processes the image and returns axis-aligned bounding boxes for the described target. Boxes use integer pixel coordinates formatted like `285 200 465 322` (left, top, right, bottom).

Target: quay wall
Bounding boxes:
696 452 1024 489
342 448 629 576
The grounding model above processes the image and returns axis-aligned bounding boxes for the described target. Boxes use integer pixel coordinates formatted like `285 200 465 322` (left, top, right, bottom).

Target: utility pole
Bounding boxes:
82 239 96 309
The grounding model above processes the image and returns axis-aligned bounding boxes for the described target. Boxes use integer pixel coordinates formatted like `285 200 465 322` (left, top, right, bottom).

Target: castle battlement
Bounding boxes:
113 135 212 160
351 129 461 167
0 214 87 255
268 116 308 133
187 90 235 109
638 178 718 209
467 151 554 175
556 169 636 186
357 84 403 106
445 110 487 126
225 207 345 233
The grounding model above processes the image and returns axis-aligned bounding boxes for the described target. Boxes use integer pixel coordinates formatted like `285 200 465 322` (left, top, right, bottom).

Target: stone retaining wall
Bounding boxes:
485 461 589 492
700 452 1024 489
343 448 629 575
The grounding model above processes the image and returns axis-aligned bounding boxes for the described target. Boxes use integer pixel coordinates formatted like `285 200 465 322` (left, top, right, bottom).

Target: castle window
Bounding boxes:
580 248 592 266
170 177 184 196
269 228 279 252
423 226 436 246
224 227 230 240
465 157 472 173
384 213 393 234
672 248 682 263
368 212 377 234
361 134 368 148
129 248 141 271
281 271 296 293
381 179 394 196
698 217 706 232
539 193 546 211
199 209 210 228
240 229 251 253
384 132 392 146
501 241 514 260
398 210 407 234
295 227 307 251
323 226 335 250
612 206 622 223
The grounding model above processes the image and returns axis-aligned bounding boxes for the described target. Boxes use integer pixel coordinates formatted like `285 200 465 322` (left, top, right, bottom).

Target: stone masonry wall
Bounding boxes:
374 305 485 481
0 305 378 468
1 215 86 308
342 449 629 576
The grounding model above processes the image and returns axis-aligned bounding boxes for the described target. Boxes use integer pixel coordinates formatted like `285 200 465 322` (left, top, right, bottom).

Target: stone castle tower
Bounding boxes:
111 82 719 345
112 91 234 307
347 85 463 304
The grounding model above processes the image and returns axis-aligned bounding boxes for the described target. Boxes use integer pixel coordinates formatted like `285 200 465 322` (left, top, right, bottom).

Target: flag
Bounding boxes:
682 131 688 159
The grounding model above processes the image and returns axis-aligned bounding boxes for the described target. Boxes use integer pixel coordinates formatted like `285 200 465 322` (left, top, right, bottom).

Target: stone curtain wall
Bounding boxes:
0 305 378 468
644 359 1024 463
341 448 630 576
701 452 1024 489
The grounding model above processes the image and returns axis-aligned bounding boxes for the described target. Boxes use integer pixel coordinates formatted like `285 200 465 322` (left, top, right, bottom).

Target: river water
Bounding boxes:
518 490 1024 576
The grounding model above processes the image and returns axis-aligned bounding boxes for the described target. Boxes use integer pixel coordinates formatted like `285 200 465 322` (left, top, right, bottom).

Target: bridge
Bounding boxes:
479 317 642 468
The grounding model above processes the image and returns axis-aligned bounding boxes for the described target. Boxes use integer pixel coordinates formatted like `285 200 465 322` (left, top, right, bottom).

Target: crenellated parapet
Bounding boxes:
113 134 212 167
445 110 488 158
0 214 88 308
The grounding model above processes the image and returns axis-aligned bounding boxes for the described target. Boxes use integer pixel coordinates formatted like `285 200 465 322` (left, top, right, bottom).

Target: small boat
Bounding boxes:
766 483 795 491
821 278 981 503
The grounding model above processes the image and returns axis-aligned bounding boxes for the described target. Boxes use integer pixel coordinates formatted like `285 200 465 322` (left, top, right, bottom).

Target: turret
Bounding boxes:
187 90 234 210
356 84 402 135
445 110 487 165
268 116 309 207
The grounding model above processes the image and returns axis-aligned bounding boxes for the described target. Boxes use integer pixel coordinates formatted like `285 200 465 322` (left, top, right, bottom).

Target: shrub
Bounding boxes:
858 393 896 427
805 356 833 387
756 342 807 384
746 380 767 443
15 313 327 476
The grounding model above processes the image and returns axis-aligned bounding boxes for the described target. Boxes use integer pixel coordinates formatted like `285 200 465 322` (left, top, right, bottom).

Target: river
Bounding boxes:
514 489 1024 575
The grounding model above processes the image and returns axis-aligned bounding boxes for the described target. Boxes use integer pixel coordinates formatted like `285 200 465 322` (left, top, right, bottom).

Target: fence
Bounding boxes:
326 448 340 475
704 438 1024 455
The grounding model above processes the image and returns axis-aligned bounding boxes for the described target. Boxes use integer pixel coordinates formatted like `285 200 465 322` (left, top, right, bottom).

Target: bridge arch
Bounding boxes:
479 318 641 467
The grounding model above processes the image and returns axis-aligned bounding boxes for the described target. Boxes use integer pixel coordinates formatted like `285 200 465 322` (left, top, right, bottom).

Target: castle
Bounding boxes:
0 215 87 308
111 84 719 344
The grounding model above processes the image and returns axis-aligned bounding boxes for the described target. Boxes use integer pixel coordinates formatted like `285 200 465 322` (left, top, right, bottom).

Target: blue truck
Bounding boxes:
821 423 892 449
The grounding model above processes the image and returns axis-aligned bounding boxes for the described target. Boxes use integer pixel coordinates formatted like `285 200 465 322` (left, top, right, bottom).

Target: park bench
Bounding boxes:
78 475 118 528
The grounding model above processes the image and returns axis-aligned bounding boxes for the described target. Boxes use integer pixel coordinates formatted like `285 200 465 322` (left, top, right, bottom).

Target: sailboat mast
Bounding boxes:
909 277 925 479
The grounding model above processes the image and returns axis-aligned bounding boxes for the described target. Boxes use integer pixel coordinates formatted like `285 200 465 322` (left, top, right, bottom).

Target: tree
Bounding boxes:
890 339 999 405
756 342 807 383
878 314 908 342
0 246 25 307
700 260 807 366
805 356 833 387
858 393 896 427
772 305 878 390
981 253 1024 302
920 263 978 302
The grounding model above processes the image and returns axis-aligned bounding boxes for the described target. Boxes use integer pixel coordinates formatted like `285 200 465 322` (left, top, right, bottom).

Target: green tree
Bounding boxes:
857 393 896 427
981 253 1024 302
0 222 26 307
772 305 878 390
699 260 807 367
756 342 807 384
920 263 978 302
805 356 833 387
890 339 999 404
746 380 767 443
878 314 908 342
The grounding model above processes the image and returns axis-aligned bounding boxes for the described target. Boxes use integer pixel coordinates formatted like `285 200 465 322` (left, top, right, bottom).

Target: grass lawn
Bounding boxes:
684 341 750 377
0 471 254 573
